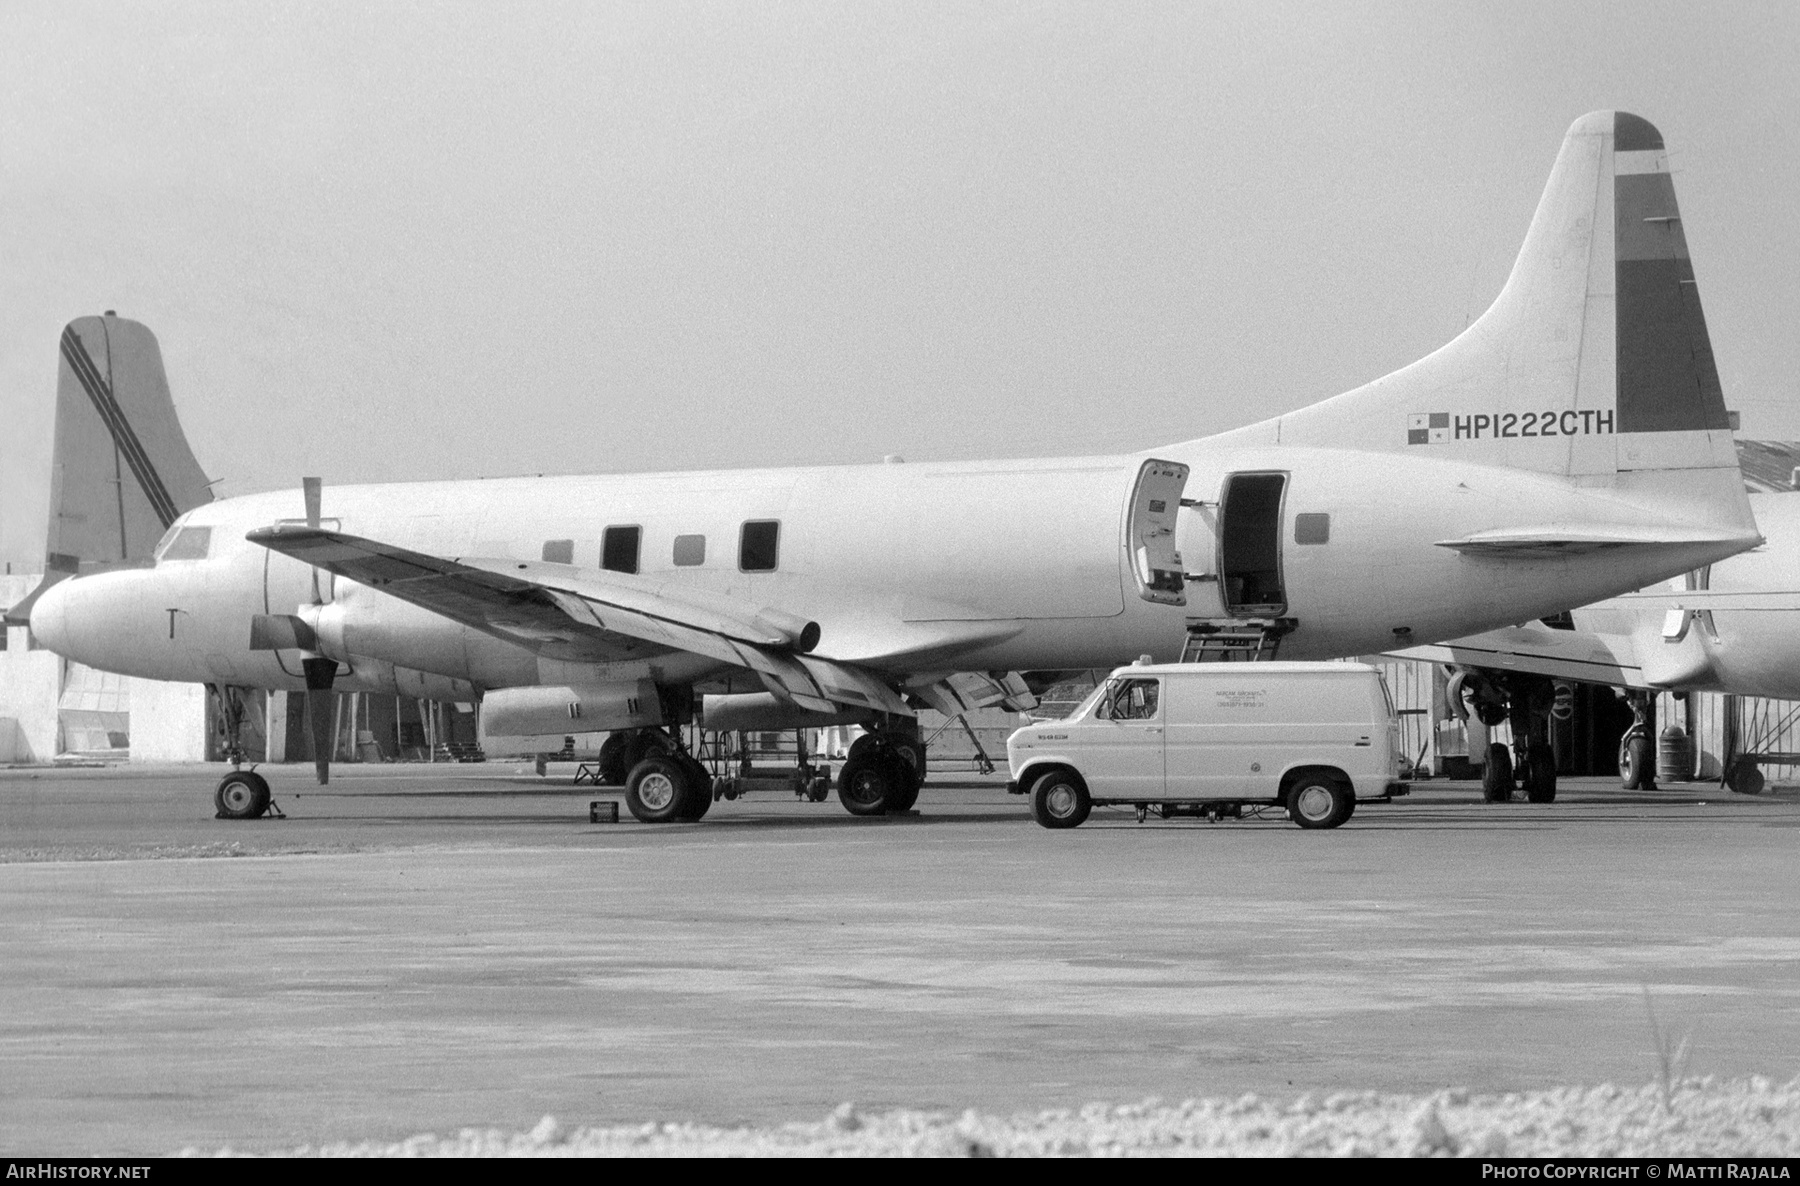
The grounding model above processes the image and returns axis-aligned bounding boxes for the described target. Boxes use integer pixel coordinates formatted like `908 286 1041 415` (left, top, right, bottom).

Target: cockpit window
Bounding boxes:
158 526 212 561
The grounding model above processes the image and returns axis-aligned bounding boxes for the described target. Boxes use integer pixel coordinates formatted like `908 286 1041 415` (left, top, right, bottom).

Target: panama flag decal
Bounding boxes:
1407 412 1450 445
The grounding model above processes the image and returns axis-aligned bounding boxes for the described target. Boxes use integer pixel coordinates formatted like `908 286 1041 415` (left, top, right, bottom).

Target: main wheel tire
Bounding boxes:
885 772 921 813
1726 757 1765 795
1029 769 1090 829
850 732 928 785
1286 775 1353 829
1481 742 1514 802
597 733 631 786
1619 732 1653 789
837 752 900 817
892 738 927 785
674 755 713 821
625 756 691 823
215 770 271 820
1525 747 1557 803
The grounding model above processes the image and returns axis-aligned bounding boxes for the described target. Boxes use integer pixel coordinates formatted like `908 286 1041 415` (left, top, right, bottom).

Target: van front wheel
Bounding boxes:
1287 776 1352 829
1030 770 1091 829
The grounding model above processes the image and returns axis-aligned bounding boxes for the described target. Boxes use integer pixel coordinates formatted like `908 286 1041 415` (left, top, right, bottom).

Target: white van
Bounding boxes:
1006 661 1408 829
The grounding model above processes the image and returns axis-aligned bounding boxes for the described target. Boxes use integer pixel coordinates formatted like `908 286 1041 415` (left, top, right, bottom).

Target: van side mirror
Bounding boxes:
1131 685 1146 711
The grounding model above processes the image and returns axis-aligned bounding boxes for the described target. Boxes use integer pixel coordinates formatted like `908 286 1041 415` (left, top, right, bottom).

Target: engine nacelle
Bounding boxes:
299 584 539 688
483 681 663 737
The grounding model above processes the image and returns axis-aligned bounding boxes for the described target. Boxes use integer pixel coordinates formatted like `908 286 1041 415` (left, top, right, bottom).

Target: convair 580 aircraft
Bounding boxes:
24 112 1761 823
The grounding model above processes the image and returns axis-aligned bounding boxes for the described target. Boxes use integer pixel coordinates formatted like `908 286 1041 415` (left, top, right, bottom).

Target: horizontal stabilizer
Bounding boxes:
1597 589 1800 613
1435 524 1760 556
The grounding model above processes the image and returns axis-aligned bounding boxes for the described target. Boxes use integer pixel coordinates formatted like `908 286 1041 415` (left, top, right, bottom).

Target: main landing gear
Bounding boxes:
602 724 926 820
210 684 282 821
836 729 924 816
1450 669 1559 805
620 728 713 824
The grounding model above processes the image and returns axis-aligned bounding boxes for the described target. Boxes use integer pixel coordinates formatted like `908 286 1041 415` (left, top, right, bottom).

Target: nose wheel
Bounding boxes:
215 769 274 820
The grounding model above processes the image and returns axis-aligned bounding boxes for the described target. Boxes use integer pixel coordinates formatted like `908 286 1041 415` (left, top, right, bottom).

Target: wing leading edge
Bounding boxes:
246 524 918 717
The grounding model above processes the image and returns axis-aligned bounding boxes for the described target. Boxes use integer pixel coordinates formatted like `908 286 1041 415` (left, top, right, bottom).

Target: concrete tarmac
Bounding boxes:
2 761 1798 1155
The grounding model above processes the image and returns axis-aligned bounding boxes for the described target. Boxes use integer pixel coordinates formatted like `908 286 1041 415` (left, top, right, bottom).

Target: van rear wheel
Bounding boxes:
1030 769 1090 829
1286 776 1352 829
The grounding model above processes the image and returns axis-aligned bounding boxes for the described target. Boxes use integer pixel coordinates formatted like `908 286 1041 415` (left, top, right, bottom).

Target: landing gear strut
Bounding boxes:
1617 691 1657 790
210 683 280 820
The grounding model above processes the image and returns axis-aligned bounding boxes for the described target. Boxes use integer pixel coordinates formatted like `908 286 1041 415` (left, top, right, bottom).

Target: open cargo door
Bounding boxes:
1126 459 1189 606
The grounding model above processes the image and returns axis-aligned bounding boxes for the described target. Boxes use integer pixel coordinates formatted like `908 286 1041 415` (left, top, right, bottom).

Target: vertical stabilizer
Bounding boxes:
1221 112 1738 480
3 314 212 625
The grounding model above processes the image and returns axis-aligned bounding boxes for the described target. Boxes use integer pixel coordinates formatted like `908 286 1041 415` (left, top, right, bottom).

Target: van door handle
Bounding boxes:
1146 727 1162 734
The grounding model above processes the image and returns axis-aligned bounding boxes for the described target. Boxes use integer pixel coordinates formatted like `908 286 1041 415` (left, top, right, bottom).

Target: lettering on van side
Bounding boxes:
1215 690 1267 709
1407 409 1614 444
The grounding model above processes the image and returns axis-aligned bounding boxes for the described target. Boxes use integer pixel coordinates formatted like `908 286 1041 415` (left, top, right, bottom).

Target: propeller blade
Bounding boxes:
303 476 323 604
302 656 337 785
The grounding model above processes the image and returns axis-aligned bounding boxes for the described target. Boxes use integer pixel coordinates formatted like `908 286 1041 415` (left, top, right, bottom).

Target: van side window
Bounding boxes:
739 520 780 572
1106 678 1160 720
673 534 706 567
602 526 641 574
541 539 574 565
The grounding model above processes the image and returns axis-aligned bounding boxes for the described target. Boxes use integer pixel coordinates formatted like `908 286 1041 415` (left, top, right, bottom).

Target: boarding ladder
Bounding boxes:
1179 618 1298 662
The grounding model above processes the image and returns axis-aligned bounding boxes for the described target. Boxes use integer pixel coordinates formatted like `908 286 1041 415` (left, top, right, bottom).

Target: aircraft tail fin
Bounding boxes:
3 314 212 626
1235 112 1737 481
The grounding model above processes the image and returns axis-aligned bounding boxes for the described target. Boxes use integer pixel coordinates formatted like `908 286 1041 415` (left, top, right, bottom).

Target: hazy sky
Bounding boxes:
3 1 1797 566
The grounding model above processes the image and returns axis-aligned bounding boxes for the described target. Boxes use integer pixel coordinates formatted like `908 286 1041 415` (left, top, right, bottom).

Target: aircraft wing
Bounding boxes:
1387 622 1648 688
246 525 911 717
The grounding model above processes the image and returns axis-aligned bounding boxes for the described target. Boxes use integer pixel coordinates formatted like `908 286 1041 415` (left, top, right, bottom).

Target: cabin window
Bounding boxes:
602 526 641 574
541 539 574 565
739 520 780 572
1293 513 1330 545
673 534 706 567
159 526 212 561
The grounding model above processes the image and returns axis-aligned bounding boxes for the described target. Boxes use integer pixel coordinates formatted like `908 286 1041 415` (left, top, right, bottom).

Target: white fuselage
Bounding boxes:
33 438 1757 699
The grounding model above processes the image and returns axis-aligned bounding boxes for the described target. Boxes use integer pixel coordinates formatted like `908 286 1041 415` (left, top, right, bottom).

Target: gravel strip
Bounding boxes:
194 1077 1800 1157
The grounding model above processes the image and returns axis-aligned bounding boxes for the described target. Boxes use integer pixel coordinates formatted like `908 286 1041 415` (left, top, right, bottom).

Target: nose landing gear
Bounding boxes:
210 683 283 820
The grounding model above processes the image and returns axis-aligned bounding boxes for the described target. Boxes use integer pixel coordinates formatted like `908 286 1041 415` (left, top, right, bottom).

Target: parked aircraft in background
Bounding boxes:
22 111 1763 824
3 314 214 626
1396 485 1800 798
